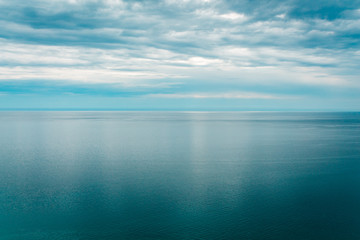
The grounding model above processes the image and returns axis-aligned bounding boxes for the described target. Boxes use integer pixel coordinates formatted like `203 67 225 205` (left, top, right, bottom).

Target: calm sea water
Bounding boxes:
0 112 360 240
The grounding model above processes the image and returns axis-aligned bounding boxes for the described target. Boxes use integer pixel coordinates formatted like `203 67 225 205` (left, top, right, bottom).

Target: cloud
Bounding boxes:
148 92 292 99
0 0 359 109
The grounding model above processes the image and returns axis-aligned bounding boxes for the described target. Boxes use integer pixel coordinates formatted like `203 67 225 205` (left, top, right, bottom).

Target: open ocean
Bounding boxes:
0 111 360 240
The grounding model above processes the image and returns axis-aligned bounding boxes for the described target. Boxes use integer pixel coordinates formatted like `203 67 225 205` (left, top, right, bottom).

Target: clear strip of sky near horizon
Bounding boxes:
0 0 360 111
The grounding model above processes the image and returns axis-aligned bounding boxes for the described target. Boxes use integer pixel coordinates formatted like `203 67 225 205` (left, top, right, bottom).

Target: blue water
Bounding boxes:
0 112 360 239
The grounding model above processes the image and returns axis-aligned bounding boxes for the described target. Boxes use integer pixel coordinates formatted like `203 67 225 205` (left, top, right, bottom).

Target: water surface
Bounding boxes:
1 112 360 239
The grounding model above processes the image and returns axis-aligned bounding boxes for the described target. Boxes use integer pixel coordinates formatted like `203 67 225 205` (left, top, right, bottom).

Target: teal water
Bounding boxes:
0 112 360 240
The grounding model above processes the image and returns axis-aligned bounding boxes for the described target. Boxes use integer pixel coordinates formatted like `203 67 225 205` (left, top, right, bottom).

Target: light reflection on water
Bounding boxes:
0 112 360 239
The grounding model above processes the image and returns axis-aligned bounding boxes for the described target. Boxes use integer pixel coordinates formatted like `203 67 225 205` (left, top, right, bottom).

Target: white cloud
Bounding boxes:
148 92 291 99
0 0 359 100
220 12 247 21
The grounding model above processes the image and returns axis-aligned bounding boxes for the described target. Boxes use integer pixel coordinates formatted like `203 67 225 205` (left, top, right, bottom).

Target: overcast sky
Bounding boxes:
0 0 360 110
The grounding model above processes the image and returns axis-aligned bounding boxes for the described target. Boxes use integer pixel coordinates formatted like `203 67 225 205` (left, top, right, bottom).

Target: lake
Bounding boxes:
0 112 360 239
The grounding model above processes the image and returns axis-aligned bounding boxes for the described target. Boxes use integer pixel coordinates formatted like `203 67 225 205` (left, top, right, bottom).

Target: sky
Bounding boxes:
0 0 360 111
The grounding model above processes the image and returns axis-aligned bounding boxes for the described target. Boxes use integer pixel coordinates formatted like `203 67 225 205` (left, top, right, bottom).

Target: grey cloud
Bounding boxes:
0 0 359 91
0 0 359 52
225 0 360 20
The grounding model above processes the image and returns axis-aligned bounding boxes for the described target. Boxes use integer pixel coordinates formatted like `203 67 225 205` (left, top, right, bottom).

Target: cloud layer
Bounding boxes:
0 0 360 110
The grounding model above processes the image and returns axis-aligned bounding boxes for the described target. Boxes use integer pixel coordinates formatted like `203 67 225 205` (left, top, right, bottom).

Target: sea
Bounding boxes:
0 111 360 240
